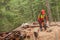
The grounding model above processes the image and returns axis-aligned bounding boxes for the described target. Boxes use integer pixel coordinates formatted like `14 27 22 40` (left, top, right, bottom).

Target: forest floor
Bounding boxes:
0 22 60 40
13 22 60 40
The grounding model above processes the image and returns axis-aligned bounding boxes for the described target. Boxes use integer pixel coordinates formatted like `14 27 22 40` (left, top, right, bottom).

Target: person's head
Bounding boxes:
41 9 45 15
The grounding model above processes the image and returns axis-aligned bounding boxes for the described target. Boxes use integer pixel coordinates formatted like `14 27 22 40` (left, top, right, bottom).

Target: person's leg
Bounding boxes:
39 23 43 31
42 20 47 31
43 22 47 30
38 20 43 31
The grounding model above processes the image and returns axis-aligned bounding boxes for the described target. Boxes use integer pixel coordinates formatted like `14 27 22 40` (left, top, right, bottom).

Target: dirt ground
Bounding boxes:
13 22 60 40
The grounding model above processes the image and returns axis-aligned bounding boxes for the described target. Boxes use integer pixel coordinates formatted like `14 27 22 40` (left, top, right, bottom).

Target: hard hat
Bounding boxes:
41 9 45 15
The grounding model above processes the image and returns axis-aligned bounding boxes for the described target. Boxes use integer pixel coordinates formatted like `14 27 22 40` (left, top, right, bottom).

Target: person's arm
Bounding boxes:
46 15 49 26
46 16 48 21
45 15 48 23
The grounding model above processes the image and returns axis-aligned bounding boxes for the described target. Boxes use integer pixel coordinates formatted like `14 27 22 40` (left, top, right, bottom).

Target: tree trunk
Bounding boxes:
45 0 53 23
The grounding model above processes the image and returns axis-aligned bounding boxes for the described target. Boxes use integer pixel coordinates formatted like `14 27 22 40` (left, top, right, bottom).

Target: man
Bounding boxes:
38 9 48 31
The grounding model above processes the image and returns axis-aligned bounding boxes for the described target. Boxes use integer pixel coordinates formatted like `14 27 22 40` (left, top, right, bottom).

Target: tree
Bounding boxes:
45 0 53 23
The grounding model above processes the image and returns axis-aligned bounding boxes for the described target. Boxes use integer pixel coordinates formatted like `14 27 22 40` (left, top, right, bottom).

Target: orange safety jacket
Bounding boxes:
38 14 48 23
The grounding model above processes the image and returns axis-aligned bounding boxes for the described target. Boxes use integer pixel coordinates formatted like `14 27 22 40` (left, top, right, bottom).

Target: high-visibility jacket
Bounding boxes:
38 14 47 22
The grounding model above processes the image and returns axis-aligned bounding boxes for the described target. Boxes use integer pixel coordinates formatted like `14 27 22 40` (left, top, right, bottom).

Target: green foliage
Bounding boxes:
0 0 60 32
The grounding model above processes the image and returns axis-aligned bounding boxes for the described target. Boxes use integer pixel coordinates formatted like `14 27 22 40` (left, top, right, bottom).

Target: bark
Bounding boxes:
45 0 53 23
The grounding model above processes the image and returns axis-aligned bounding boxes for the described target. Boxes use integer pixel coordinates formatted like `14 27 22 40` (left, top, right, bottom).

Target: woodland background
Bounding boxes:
0 0 60 32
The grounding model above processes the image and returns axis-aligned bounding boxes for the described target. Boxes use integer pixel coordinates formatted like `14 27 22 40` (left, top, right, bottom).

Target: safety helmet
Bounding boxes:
41 9 45 15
